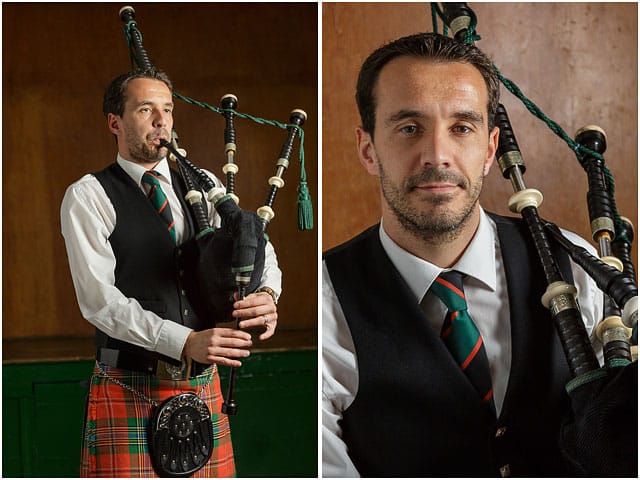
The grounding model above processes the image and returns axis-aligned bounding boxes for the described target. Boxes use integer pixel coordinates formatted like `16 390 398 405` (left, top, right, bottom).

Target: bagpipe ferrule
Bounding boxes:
541 281 578 311
222 162 239 175
508 188 543 213
600 255 624 273
268 176 285 189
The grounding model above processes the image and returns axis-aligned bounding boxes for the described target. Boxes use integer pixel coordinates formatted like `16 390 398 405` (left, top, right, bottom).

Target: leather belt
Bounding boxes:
97 347 207 379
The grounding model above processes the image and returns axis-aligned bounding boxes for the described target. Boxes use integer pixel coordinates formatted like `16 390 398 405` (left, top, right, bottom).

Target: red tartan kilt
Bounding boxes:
80 362 236 477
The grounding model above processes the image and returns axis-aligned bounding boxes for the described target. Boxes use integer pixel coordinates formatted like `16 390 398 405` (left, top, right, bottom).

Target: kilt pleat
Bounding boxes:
80 362 236 477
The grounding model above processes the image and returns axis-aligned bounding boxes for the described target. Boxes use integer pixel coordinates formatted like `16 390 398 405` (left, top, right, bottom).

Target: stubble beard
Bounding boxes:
125 128 167 164
379 161 484 244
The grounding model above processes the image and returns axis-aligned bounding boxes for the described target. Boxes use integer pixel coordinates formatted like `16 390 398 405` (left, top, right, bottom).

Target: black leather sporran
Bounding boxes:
149 392 214 477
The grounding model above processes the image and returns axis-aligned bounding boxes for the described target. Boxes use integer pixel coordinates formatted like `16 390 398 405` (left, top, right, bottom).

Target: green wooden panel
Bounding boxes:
32 381 89 477
3 397 25 476
220 349 318 477
3 361 92 478
226 371 317 476
3 350 316 478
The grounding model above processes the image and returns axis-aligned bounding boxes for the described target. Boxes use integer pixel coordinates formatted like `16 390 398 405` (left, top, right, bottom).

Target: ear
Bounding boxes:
107 113 122 137
356 127 380 177
484 125 499 176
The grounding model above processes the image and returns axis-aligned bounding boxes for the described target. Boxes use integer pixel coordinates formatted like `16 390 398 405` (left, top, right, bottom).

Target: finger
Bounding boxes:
232 304 277 319
233 292 273 310
215 336 253 349
213 327 252 341
208 346 250 361
210 356 244 368
238 312 278 330
258 323 277 341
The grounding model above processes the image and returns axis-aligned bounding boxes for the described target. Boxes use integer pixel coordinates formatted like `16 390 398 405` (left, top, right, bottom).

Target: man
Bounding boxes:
322 33 603 477
61 69 281 477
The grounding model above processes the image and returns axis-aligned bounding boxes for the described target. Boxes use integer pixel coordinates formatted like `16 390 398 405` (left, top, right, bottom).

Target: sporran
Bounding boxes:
149 392 214 477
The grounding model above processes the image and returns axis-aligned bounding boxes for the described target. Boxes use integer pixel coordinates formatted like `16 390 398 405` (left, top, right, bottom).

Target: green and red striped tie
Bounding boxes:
431 270 496 416
142 170 177 243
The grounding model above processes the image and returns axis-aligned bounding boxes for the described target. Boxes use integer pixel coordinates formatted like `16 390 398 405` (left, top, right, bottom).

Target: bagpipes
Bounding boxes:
118 6 312 416
435 3 637 476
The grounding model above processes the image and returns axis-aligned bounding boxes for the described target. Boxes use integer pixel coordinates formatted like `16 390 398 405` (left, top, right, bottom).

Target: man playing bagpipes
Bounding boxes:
61 68 281 477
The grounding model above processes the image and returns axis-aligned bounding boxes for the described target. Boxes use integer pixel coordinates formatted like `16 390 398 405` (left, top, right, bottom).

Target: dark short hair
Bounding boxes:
102 69 173 117
355 32 500 137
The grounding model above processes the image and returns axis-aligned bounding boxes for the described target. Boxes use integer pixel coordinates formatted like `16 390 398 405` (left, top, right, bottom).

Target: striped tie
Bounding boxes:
430 270 496 416
141 170 176 243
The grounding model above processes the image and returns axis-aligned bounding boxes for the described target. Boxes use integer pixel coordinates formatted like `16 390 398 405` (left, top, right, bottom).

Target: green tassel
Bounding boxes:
297 181 314 231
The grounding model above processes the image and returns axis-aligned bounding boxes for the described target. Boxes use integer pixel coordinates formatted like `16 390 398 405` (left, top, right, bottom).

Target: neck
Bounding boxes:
382 206 481 268
118 152 162 171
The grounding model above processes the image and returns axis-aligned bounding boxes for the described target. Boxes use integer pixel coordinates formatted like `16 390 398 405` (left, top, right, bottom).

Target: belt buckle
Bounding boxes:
156 358 191 380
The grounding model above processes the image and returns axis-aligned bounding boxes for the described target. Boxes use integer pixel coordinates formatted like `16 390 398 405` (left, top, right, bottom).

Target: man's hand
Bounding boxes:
232 290 278 341
183 290 278 366
183 328 252 367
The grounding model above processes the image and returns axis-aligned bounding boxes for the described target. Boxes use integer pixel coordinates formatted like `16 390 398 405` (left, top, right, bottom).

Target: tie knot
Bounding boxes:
430 270 467 312
142 170 162 187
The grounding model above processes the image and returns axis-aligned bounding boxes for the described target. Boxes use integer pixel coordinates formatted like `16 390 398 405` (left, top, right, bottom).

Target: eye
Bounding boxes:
451 124 473 135
399 124 420 136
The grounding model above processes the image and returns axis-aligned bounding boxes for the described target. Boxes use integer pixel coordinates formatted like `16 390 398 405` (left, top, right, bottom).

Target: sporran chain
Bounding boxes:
96 362 214 407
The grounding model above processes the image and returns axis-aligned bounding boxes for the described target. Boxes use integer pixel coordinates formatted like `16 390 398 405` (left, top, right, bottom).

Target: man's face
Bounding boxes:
357 57 498 238
108 78 174 166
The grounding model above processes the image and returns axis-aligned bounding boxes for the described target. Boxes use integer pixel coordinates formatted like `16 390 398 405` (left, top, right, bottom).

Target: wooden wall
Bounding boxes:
3 2 639 339
322 2 638 276
3 3 318 339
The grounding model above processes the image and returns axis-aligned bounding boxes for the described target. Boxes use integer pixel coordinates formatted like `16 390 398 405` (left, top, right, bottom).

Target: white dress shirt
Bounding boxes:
322 209 603 477
61 155 282 361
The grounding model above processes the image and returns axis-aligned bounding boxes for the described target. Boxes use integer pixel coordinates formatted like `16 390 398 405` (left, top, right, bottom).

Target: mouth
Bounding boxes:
149 136 169 147
413 183 460 194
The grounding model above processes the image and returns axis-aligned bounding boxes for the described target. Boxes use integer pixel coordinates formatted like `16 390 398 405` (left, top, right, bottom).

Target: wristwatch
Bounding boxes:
256 286 278 304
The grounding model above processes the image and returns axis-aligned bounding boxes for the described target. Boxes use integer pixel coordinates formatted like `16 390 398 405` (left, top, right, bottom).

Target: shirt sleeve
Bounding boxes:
60 175 192 360
322 262 361 477
260 240 283 299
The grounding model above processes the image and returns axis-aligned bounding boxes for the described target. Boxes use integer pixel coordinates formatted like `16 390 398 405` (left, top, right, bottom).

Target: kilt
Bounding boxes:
80 362 236 477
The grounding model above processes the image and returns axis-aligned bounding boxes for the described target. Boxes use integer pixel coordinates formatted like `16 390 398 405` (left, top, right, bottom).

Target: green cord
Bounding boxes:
172 91 314 231
493 66 627 242
430 3 448 37
427 4 625 243
123 23 315 231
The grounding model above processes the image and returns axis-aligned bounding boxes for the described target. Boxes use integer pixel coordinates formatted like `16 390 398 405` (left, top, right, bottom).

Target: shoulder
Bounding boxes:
61 173 114 224
63 174 105 202
323 224 379 261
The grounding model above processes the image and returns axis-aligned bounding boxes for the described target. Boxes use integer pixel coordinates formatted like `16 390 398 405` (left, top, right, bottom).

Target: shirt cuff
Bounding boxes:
156 321 193 360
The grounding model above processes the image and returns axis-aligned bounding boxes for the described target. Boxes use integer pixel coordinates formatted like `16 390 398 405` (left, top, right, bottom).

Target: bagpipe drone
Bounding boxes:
433 3 637 476
117 6 312 419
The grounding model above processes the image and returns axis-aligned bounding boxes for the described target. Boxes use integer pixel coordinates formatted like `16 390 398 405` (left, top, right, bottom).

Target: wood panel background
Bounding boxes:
3 3 318 340
322 2 638 277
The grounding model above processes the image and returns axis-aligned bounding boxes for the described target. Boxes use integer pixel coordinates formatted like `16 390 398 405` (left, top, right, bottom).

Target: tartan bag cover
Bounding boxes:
80 362 236 477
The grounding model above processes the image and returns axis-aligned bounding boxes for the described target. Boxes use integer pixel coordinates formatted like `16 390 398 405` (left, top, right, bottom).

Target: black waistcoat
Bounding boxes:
93 162 207 363
324 214 575 477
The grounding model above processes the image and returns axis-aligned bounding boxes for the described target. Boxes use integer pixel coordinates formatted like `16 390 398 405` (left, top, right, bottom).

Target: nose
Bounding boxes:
419 126 453 168
151 108 170 128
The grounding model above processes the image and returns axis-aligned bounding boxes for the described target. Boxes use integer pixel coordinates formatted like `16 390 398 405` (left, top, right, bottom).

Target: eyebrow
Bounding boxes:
384 108 485 126
136 99 174 108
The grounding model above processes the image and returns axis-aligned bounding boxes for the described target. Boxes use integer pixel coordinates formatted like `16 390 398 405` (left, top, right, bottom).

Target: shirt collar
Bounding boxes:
116 154 172 188
379 208 497 304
